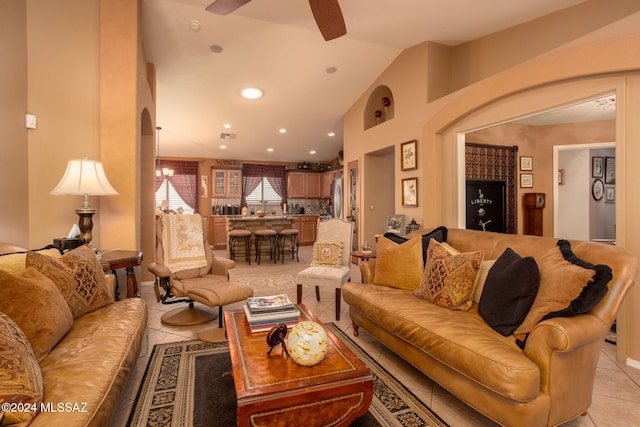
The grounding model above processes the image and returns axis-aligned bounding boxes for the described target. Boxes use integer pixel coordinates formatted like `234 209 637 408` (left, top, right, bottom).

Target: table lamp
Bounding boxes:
50 158 119 244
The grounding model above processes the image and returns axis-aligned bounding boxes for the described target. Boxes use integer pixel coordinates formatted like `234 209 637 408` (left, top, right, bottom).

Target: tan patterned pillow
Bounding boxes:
311 241 344 267
0 268 73 362
414 239 484 311
0 312 43 427
27 245 114 319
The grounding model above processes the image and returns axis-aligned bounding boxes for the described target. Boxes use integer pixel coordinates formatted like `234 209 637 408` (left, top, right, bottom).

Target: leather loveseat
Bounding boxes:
342 228 637 427
0 242 148 427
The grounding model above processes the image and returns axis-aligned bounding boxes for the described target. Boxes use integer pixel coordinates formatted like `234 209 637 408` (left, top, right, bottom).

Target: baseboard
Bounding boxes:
141 280 154 287
626 357 640 370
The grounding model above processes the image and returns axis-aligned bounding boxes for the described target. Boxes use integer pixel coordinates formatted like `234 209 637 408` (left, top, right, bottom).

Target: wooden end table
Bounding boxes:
225 304 373 427
99 250 142 300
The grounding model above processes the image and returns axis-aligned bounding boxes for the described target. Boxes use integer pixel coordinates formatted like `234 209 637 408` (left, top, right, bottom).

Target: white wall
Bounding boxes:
558 149 590 240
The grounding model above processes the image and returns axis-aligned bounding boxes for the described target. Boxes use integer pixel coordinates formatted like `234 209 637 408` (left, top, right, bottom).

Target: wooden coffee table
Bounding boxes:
224 304 373 427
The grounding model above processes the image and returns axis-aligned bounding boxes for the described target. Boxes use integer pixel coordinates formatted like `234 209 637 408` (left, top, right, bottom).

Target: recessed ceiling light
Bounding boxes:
309 150 316 154
209 44 224 53
279 128 287 134
219 145 226 149
326 66 338 74
328 132 335 137
190 21 201 31
267 148 274 152
223 123 231 129
241 87 263 100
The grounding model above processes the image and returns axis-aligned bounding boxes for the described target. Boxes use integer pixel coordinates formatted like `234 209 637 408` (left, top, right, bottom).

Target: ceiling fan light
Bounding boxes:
241 87 263 100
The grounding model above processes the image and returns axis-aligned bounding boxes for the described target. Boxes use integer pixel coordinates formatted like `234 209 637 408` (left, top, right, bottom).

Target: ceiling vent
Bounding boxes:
220 132 236 140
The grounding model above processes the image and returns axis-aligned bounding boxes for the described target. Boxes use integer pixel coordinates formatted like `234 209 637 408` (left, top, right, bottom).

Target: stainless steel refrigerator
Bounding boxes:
332 178 344 219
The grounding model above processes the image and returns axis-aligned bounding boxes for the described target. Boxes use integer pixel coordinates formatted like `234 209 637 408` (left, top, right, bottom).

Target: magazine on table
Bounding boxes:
246 294 296 313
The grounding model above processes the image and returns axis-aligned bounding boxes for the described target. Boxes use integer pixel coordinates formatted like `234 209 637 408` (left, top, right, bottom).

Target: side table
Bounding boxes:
99 250 143 300
351 250 376 263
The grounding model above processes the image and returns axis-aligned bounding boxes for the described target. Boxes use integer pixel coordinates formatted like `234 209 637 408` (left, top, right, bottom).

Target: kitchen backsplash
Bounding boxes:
211 198 331 215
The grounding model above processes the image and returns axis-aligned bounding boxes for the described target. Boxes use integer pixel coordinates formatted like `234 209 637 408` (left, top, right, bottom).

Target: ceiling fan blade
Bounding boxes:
206 0 252 15
308 0 346 41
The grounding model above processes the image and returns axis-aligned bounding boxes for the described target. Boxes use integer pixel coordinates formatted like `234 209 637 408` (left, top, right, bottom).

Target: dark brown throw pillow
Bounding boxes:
478 248 540 336
513 240 612 344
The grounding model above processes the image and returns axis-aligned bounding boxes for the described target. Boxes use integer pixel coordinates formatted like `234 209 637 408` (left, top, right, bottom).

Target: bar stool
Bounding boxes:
254 229 278 264
277 228 299 263
228 229 252 264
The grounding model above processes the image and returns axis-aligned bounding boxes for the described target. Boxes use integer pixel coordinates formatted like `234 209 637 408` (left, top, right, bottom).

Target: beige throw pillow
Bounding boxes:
414 239 484 311
0 312 43 427
27 245 114 319
0 268 73 362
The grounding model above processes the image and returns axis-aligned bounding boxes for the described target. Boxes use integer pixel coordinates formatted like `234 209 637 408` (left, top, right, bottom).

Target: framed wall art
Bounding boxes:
605 157 615 184
592 179 604 201
592 156 603 178
402 177 418 207
200 175 208 198
520 173 533 188
520 156 533 171
605 186 615 203
400 140 417 171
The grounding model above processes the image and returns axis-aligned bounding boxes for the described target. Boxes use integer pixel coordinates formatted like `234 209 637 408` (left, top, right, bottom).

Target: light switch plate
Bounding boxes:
25 114 37 129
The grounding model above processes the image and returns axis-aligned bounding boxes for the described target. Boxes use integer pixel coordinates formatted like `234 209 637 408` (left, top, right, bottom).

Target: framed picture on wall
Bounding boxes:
605 186 615 203
520 156 533 171
400 140 417 171
592 156 604 178
605 157 615 184
200 175 208 198
520 173 533 188
402 177 418 207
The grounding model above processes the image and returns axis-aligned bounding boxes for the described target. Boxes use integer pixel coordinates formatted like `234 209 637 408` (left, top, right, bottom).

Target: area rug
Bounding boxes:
127 323 448 427
233 273 297 294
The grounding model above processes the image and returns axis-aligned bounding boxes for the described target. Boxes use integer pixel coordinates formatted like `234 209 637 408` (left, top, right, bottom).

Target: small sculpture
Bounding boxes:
266 323 288 356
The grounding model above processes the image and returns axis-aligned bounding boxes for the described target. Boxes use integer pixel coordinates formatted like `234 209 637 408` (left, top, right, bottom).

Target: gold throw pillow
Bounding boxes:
311 241 344 267
373 236 423 289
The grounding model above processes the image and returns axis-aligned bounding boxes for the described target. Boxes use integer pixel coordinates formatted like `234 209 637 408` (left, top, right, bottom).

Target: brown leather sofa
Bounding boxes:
0 242 148 427
342 229 637 427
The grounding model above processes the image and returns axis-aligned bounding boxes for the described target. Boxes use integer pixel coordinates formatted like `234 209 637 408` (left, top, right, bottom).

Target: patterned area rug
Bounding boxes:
233 273 297 294
127 323 448 427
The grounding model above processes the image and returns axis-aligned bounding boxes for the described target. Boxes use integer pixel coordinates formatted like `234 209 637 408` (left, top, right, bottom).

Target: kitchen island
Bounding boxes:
209 215 319 251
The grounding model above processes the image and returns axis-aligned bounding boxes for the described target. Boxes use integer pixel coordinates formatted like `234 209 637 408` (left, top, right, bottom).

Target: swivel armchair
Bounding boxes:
147 214 253 342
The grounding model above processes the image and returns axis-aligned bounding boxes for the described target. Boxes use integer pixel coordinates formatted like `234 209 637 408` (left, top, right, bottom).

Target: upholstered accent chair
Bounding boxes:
296 218 354 320
147 214 253 342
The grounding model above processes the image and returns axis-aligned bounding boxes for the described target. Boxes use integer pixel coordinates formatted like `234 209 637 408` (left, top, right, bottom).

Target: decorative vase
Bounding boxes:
361 242 372 256
286 321 329 366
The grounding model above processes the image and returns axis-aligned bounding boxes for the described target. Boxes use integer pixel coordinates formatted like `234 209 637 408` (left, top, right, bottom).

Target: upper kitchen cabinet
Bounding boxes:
212 169 242 198
288 171 332 198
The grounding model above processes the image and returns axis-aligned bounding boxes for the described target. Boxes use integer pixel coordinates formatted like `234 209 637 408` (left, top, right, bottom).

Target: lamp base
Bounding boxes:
76 207 96 244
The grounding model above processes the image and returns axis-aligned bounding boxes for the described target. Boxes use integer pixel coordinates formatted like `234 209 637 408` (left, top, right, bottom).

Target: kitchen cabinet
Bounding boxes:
210 216 228 249
287 171 331 198
212 169 242 198
293 215 319 246
321 171 334 198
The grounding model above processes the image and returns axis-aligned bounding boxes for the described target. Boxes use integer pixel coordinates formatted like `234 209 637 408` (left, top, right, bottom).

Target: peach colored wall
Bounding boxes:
466 120 615 236
0 1 29 246
26 0 102 249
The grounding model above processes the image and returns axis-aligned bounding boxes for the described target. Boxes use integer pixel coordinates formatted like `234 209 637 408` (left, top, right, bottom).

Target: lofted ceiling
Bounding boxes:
141 0 590 163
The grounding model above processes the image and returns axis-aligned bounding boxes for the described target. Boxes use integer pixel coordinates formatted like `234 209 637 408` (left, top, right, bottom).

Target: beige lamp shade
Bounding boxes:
50 158 119 198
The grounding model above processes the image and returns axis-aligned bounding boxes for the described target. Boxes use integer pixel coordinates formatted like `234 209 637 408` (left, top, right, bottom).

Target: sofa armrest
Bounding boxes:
212 256 236 277
524 314 608 395
359 261 376 284
147 262 172 278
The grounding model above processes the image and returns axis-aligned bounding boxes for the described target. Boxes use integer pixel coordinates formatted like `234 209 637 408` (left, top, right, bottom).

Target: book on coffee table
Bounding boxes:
243 304 300 332
246 294 296 314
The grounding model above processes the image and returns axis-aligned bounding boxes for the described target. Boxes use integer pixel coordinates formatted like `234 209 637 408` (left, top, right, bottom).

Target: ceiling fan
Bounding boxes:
206 0 347 41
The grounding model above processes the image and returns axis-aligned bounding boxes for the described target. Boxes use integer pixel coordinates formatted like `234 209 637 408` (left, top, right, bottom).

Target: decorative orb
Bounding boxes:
287 321 329 366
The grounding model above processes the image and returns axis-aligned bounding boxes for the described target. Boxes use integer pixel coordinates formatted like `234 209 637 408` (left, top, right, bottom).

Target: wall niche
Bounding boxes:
364 85 394 130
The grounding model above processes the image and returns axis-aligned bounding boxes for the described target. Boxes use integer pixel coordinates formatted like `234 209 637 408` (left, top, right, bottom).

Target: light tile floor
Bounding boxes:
113 247 640 427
